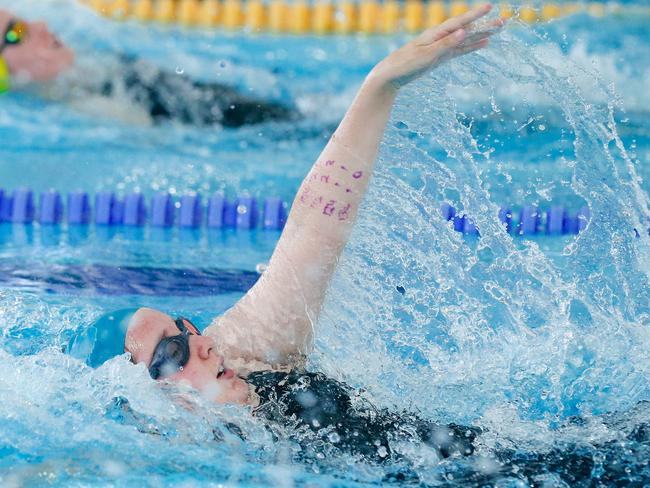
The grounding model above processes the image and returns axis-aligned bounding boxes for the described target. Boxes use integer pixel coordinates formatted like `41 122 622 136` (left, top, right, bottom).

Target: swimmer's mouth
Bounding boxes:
216 365 235 380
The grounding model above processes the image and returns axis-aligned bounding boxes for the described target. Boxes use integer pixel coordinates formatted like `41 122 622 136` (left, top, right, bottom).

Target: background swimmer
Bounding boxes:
0 8 297 127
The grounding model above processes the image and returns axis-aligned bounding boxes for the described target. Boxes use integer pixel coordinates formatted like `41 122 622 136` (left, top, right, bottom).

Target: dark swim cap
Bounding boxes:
67 308 138 368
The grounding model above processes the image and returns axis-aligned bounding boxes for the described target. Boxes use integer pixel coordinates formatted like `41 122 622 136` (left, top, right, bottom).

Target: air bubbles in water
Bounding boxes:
316 17 650 439
327 432 341 443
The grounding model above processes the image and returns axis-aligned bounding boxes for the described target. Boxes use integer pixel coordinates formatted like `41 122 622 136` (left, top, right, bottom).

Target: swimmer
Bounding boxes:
0 9 296 127
113 3 504 463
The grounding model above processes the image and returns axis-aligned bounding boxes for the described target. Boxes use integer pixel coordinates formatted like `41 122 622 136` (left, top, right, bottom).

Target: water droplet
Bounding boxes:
175 66 184 74
377 446 388 458
327 432 341 443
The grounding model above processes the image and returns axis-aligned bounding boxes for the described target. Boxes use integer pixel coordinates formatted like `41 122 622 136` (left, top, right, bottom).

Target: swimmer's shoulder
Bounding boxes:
204 316 307 376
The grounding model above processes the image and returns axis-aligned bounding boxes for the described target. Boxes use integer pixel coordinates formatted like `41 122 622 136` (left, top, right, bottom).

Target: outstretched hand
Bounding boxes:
370 3 504 90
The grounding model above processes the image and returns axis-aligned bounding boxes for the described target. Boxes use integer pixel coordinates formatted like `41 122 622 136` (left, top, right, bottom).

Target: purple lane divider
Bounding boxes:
577 206 590 232
546 206 566 235
179 194 203 228
151 193 174 227
223 200 237 228
519 205 540 235
123 193 146 226
39 191 63 225
564 213 580 234
498 207 513 234
1 196 13 222
207 194 226 228
440 202 455 221
235 197 258 230
463 217 479 236
112 199 125 225
263 197 286 230
453 214 465 232
95 192 116 225
0 186 602 239
0 189 8 222
67 192 90 225
11 188 34 223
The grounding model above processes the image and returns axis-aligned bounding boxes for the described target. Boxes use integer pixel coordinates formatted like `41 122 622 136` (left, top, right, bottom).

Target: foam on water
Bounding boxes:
316 15 650 446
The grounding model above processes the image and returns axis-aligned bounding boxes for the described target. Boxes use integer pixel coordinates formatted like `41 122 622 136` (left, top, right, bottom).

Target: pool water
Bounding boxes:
0 0 649 485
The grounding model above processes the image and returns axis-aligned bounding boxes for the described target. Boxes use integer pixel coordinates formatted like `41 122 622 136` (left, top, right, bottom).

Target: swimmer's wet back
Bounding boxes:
248 370 479 462
108 57 299 128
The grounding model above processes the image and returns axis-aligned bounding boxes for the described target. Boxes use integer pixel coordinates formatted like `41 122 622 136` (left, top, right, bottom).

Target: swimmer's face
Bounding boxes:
125 308 250 405
0 10 74 83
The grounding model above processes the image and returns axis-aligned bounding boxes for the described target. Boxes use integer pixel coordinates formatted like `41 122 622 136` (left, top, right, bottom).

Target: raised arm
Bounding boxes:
206 4 502 371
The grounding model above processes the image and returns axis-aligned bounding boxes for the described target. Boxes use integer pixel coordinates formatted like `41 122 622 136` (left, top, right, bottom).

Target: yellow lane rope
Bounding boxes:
79 1 650 35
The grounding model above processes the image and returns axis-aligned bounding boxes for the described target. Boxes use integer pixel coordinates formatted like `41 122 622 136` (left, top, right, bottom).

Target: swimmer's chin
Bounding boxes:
201 375 252 405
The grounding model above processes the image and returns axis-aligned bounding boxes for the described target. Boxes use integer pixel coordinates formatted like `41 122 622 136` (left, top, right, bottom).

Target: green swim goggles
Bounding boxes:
1 20 28 53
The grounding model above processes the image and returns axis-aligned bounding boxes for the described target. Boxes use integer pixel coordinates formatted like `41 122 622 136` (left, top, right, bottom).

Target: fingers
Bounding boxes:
455 38 489 56
461 23 501 46
446 2 494 30
436 38 489 64
468 17 506 33
417 3 493 45
439 28 467 50
439 16 504 53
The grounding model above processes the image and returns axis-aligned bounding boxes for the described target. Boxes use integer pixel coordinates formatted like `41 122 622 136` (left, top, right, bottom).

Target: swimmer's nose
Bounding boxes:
31 21 47 33
30 21 52 41
195 335 216 360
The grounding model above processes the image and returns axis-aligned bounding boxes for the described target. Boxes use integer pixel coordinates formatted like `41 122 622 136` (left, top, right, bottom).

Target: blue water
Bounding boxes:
0 0 649 485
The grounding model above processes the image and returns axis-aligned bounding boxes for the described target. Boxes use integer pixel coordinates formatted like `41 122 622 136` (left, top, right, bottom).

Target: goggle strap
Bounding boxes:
175 317 201 336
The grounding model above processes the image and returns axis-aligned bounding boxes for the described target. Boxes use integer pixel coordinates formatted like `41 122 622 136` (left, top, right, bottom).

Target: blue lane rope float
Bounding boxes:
1 187 648 237
0 188 287 231
440 202 599 236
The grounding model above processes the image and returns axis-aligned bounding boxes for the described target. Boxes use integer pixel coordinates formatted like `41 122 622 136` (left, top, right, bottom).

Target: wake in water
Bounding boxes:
311 11 650 486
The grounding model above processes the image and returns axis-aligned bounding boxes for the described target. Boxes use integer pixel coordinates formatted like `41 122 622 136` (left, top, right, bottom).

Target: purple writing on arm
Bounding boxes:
325 160 335 166
310 196 324 209
352 171 363 179
323 200 336 216
337 203 351 221
299 187 311 204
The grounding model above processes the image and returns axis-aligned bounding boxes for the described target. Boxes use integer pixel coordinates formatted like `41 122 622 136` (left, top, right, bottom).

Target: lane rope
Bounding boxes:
79 0 646 35
7 186 647 238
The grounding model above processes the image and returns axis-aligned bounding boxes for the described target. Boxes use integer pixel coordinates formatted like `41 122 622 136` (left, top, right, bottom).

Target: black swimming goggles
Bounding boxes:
1 20 28 53
148 317 201 380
